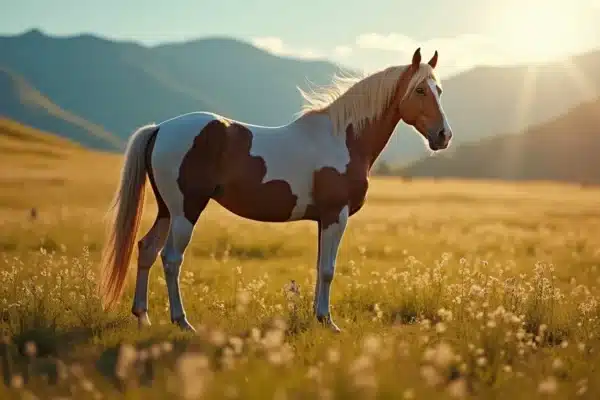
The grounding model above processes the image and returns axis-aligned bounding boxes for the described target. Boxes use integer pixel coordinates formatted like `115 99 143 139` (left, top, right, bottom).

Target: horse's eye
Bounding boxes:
415 88 426 95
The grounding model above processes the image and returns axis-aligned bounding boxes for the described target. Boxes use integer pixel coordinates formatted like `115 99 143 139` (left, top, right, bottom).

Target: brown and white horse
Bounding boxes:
99 48 453 333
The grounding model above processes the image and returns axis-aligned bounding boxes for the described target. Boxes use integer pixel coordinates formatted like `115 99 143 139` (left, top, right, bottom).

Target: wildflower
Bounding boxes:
262 329 284 350
229 336 244 355
176 352 212 400
150 343 163 360
349 354 372 375
236 290 251 312
10 374 24 389
447 378 468 398
224 385 239 398
327 348 340 364
538 376 558 395
81 378 95 392
306 366 320 381
24 341 37 358
210 330 227 347
115 344 137 380
397 341 410 357
577 386 588 396
560 340 568 349
552 358 564 371
420 365 443 387
362 334 381 355
436 322 447 333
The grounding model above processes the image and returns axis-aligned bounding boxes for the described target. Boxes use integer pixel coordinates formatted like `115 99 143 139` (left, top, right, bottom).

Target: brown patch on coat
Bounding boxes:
177 120 228 224
214 123 298 222
178 119 298 224
305 124 370 229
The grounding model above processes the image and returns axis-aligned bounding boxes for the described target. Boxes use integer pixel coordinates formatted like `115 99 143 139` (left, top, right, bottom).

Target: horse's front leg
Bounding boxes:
315 205 349 333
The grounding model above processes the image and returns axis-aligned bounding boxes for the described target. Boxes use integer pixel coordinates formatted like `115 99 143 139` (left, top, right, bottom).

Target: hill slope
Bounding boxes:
401 98 600 184
0 68 123 150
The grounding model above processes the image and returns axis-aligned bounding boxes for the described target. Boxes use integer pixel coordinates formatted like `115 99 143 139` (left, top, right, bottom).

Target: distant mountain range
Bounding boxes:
1 29 599 166
401 97 600 184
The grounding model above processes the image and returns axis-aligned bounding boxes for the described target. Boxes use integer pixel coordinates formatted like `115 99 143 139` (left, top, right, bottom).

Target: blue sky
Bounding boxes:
3 0 600 77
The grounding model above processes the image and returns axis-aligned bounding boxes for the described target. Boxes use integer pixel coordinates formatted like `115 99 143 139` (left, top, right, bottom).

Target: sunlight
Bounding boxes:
559 58 598 100
494 1 582 62
500 65 538 179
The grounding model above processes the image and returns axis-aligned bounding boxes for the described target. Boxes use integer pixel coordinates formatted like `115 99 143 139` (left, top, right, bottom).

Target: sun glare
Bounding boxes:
494 2 582 62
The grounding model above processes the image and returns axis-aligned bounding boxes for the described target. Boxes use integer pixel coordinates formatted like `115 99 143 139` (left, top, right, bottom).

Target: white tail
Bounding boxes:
99 124 159 309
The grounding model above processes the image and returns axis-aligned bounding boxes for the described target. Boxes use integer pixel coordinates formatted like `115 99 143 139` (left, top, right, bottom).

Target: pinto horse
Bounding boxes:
99 47 453 333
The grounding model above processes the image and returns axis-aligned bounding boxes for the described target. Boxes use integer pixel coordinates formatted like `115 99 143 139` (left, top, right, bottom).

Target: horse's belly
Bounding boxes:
214 179 308 222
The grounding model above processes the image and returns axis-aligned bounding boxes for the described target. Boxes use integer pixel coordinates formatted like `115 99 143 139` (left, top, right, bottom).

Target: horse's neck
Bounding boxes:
295 106 401 171
352 104 402 169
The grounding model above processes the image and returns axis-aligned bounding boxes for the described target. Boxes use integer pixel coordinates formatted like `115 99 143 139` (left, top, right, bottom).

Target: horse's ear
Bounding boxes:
428 50 439 69
411 48 422 69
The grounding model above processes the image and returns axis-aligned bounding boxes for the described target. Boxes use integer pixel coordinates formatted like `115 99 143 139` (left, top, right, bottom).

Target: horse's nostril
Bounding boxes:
438 129 446 140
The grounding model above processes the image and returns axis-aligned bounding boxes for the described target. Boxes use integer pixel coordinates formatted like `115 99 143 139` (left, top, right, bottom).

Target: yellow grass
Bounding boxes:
1 121 600 399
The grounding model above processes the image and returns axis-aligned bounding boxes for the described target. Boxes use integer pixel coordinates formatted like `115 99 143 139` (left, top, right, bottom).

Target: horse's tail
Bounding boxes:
99 124 159 310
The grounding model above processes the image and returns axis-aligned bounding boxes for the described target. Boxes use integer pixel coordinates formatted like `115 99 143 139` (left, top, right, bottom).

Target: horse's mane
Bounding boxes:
297 63 441 136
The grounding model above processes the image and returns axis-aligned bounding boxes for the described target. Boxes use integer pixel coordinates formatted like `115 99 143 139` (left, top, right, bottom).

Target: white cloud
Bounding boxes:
333 45 352 58
356 33 415 52
352 32 514 77
251 36 322 59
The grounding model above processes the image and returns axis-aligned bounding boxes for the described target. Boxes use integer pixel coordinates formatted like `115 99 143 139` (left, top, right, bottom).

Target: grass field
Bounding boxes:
1 120 600 399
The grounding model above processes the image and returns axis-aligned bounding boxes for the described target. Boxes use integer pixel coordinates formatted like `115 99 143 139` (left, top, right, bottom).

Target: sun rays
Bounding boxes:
499 54 598 179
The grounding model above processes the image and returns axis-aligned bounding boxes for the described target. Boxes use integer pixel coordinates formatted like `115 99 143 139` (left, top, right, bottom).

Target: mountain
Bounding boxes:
0 67 122 150
1 29 599 166
0 29 343 142
400 97 600 184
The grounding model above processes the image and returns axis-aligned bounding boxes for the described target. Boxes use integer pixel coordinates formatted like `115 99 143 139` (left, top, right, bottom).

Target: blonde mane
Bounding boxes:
297 63 441 136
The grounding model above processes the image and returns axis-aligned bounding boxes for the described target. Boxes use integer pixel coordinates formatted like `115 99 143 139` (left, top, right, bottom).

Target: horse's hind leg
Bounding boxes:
132 213 170 327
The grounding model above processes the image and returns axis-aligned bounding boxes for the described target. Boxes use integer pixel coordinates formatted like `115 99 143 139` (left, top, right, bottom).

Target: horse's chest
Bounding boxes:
348 174 369 215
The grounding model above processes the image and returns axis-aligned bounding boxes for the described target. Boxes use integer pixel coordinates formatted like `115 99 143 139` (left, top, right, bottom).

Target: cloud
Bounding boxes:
333 45 352 58
356 33 415 52
251 36 322 59
250 31 536 79
351 32 514 76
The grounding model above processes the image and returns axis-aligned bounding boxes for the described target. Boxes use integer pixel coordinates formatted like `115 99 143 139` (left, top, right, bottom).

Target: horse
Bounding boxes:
98 47 453 333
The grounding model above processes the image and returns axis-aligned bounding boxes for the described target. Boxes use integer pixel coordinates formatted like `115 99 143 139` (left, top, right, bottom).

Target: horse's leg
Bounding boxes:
131 215 170 328
313 221 322 314
315 205 349 333
159 187 210 331
159 214 196 331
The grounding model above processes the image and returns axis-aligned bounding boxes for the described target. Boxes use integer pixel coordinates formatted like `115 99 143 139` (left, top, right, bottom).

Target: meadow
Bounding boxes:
1 120 600 399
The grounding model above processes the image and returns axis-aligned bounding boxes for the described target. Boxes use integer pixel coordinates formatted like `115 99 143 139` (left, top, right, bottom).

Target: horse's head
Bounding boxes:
400 48 453 151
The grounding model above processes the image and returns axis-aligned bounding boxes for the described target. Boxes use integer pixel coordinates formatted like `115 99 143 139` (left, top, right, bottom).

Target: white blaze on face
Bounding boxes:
427 78 452 141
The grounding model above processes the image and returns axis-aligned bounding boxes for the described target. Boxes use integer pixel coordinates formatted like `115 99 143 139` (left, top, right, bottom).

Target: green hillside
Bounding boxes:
0 67 122 150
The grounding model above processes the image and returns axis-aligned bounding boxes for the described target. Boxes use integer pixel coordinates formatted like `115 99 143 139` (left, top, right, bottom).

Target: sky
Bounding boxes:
3 0 600 77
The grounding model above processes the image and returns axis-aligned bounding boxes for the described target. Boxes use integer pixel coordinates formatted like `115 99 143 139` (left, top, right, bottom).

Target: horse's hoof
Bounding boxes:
137 314 152 329
317 315 342 333
173 317 196 333
134 311 152 329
